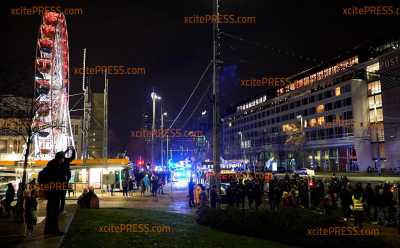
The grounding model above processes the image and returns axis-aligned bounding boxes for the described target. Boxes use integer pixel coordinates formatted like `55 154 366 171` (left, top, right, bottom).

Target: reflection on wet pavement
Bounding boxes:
99 183 196 215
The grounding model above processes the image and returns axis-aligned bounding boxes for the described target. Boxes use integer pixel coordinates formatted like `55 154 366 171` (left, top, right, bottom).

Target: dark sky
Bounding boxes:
2 0 399 153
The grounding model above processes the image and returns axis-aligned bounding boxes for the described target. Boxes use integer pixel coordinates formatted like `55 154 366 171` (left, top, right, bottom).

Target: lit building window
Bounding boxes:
369 110 376 123
368 94 382 109
369 108 384 123
335 87 341 96
282 123 299 133
317 116 325 126
366 63 380 80
316 104 325 113
309 118 317 127
367 63 380 73
376 108 383 122
368 81 381 95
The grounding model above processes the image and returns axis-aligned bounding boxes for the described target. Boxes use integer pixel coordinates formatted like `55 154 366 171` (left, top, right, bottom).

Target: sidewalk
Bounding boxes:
0 200 76 248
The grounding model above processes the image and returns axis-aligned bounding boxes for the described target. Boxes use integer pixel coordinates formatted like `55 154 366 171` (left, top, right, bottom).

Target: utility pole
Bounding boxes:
151 92 161 166
161 106 167 168
82 48 89 162
103 70 108 163
152 93 156 166
212 0 221 193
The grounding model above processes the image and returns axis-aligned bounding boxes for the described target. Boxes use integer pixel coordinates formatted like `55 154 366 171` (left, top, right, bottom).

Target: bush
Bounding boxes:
196 207 387 248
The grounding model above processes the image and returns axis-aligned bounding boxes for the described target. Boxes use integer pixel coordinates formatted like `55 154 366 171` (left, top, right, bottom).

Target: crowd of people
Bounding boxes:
192 172 399 230
266 174 400 228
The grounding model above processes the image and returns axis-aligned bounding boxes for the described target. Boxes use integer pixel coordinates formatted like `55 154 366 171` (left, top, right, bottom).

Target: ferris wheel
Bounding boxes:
32 12 74 160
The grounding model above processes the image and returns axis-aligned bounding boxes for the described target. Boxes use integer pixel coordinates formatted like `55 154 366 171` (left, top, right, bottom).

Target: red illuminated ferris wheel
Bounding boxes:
32 12 74 160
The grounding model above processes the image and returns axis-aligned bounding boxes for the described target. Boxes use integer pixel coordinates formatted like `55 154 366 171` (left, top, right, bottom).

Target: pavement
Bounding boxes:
98 182 195 215
0 201 76 248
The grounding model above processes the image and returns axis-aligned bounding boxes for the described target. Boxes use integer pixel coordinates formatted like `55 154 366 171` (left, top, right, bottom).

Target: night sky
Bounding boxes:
2 0 399 154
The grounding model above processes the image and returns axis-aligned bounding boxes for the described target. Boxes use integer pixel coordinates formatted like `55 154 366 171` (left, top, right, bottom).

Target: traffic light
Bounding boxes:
137 159 144 166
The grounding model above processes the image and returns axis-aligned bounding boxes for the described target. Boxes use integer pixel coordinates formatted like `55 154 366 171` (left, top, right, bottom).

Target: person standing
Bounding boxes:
60 146 75 213
38 151 65 236
122 177 128 197
5 183 15 217
200 185 208 208
210 185 218 208
151 175 159 199
24 181 38 237
364 183 375 220
352 184 364 229
128 177 134 197
188 178 195 208
341 184 352 220
254 182 262 210
143 174 150 194
194 184 202 207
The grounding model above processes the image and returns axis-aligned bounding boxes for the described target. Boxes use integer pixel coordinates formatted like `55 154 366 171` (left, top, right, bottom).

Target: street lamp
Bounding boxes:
151 91 161 167
161 111 167 168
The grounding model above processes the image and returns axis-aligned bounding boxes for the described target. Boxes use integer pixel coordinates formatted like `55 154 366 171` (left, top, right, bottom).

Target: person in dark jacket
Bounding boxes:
38 151 65 236
24 181 38 237
5 183 15 217
188 178 195 208
340 184 352 220
364 183 374 220
59 147 75 213
122 178 129 197
254 182 262 210
210 185 218 208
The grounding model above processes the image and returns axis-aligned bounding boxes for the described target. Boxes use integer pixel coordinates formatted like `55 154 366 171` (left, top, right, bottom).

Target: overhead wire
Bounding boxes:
169 61 212 129
181 81 212 130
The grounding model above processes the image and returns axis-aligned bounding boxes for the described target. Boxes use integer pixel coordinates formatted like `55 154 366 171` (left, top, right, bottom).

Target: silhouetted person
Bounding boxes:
188 178 195 208
60 146 75 213
38 151 65 236
210 185 218 208
5 183 15 217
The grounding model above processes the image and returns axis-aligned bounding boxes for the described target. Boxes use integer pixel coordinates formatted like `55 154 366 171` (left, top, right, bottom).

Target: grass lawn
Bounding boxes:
62 208 294 248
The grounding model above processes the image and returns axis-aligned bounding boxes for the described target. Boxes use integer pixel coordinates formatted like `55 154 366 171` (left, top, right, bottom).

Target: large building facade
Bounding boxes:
223 42 400 172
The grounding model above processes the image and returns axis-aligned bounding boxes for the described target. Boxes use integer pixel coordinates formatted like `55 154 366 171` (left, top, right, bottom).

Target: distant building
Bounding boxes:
223 41 400 172
70 116 83 159
88 93 105 159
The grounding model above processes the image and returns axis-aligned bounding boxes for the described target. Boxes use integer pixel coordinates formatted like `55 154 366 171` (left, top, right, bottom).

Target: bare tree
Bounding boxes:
0 95 62 182
0 94 56 220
